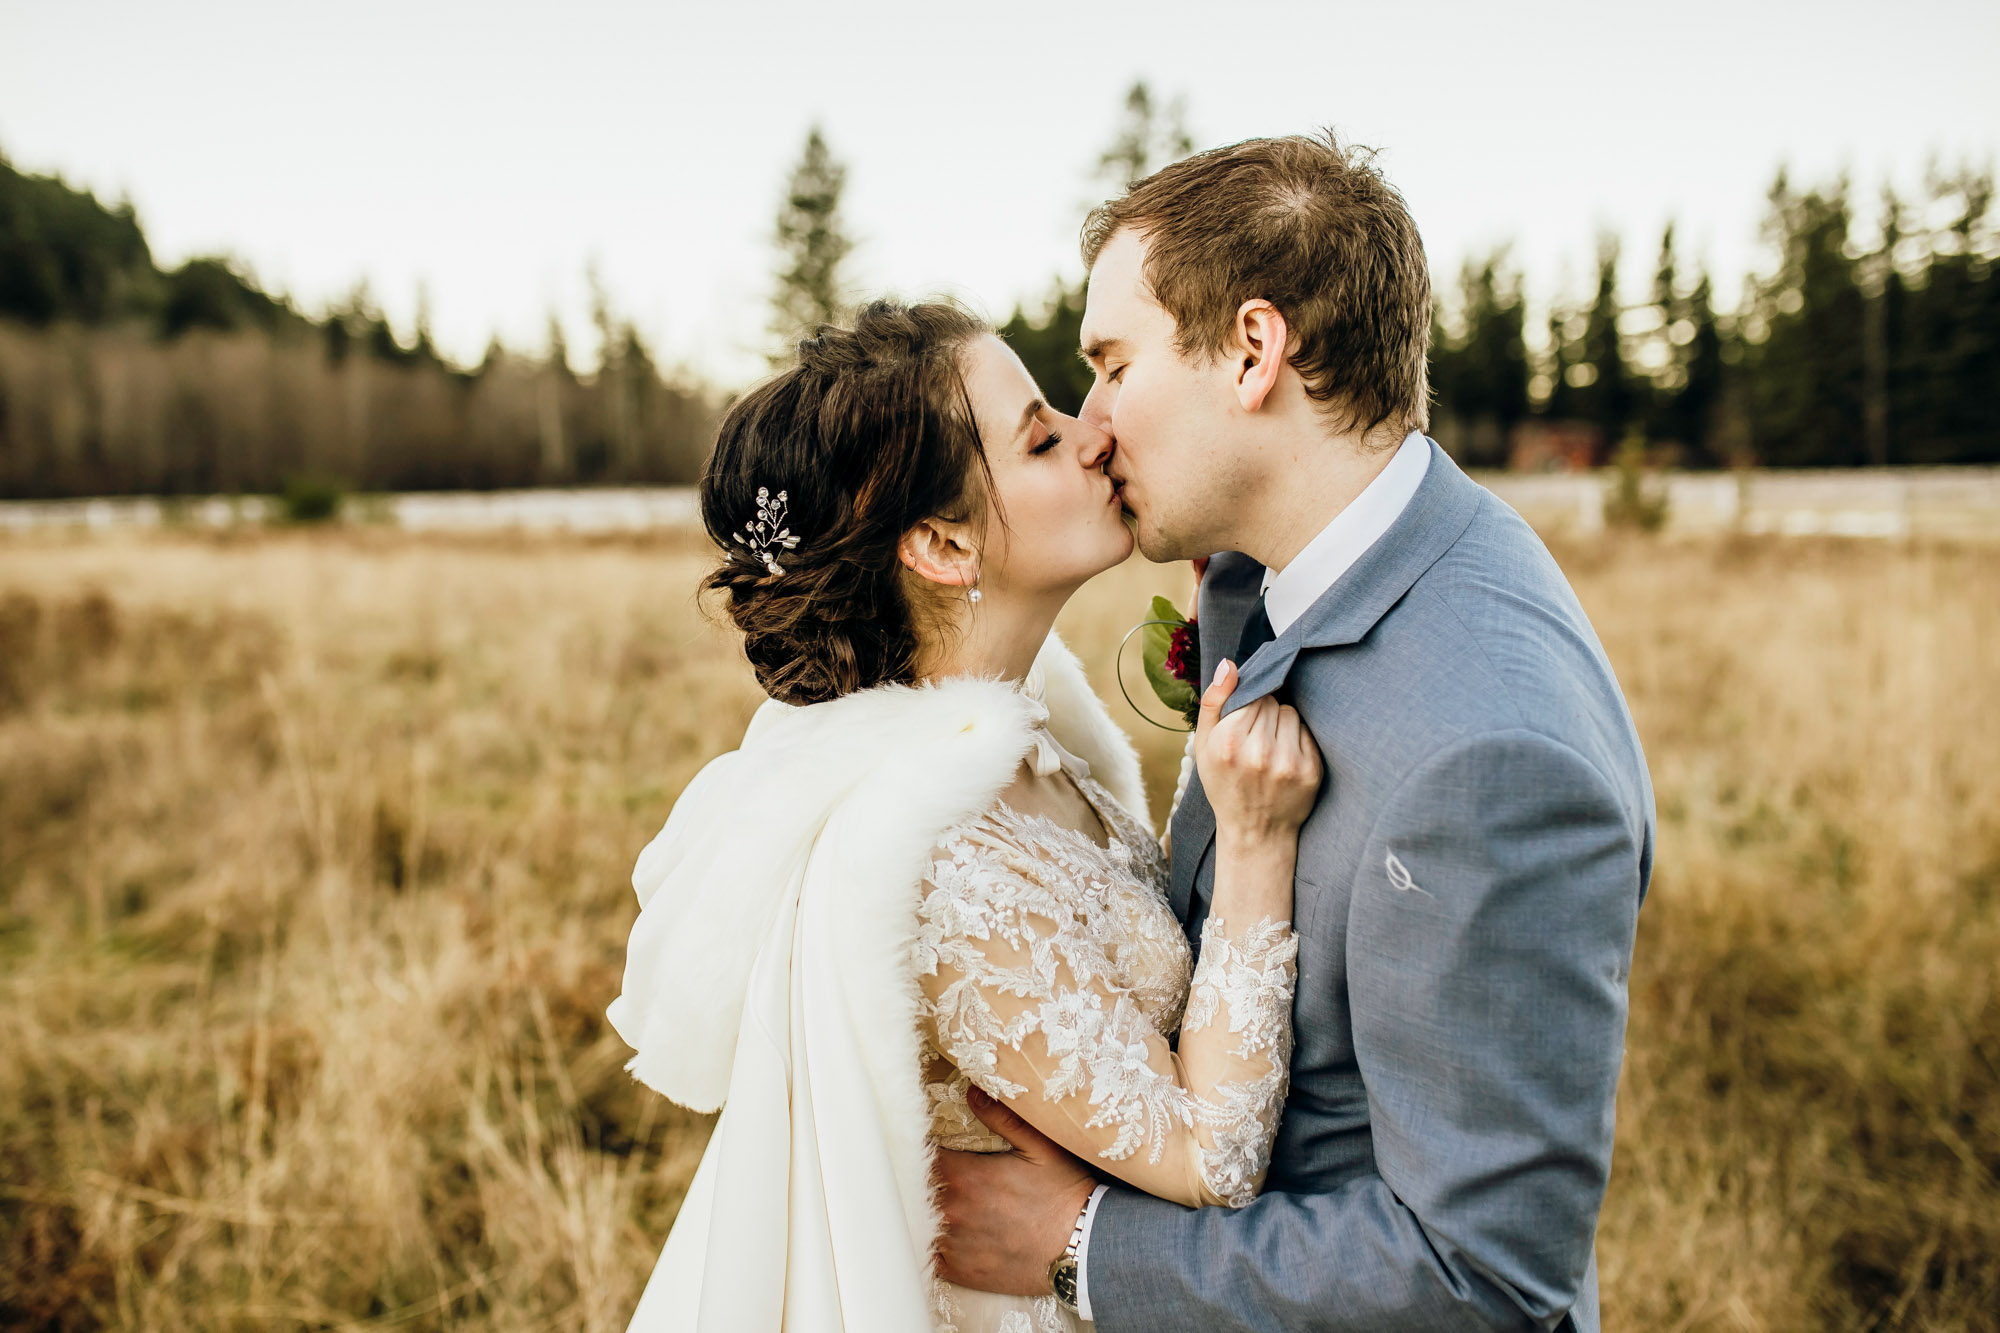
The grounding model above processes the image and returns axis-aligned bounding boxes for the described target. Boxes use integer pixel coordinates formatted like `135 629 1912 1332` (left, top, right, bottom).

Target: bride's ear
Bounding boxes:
1232 299 1289 414
898 518 979 589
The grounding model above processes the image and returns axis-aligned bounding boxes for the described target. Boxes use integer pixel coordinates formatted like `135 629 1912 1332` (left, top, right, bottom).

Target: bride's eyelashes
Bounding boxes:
1032 430 1064 456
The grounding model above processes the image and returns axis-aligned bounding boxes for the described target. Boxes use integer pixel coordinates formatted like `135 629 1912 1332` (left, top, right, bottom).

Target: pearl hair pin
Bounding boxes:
734 487 799 574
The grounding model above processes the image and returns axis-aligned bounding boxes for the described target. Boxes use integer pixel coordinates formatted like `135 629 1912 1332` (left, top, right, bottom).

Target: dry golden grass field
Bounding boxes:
2 524 1996 1331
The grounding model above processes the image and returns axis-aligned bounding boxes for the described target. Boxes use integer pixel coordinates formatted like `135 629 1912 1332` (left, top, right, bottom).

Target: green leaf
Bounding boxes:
1141 596 1197 717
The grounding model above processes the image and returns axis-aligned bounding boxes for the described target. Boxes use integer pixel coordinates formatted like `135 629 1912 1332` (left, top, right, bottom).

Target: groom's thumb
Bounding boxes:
965 1086 1055 1159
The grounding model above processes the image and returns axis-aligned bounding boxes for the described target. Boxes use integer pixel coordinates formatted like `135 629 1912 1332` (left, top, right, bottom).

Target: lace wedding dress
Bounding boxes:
917 724 1299 1333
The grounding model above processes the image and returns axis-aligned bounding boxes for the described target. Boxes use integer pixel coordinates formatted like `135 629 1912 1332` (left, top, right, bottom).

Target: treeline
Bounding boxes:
1426 168 1998 469
6 127 1997 500
0 156 715 499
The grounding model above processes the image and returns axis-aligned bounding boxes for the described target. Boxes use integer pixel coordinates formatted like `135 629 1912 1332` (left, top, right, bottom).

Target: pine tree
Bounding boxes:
1433 251 1528 465
1679 269 1727 466
768 126 854 359
1896 167 1998 464
1576 236 1634 447
1647 224 1726 465
999 280 1091 414
1096 82 1194 189
1002 84 1194 411
1742 172 1867 466
1542 307 1582 423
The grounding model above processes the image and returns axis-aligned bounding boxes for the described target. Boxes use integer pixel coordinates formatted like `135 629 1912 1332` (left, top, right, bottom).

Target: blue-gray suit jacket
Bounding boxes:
1090 442 1654 1331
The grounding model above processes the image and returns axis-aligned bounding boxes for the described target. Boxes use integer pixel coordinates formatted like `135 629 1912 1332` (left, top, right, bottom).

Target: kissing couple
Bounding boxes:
608 132 1654 1332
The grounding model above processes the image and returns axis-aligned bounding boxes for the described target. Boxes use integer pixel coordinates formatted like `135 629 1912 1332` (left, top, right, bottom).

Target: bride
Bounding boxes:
608 300 1320 1332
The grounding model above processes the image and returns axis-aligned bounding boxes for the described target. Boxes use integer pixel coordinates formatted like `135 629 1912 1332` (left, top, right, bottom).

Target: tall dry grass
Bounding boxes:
0 528 1994 1330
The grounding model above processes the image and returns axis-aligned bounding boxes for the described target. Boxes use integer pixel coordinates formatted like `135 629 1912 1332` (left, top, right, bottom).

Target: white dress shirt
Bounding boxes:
1073 429 1431 1322
1258 429 1431 635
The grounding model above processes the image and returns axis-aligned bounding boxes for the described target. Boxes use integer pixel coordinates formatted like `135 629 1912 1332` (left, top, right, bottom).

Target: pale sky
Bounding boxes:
2 0 1995 386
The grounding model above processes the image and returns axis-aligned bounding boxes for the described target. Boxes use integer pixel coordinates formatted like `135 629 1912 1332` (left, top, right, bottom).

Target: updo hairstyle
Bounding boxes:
699 300 994 706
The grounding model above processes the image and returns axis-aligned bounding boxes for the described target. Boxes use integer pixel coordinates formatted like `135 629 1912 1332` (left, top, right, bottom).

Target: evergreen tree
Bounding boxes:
1646 224 1726 465
999 280 1091 414
1431 250 1528 465
1860 187 1904 466
411 282 440 366
1679 270 1727 466
1542 307 1583 423
1644 224 1679 442
768 125 853 358
1893 167 1998 464
0 157 157 324
1574 236 1635 445
1002 83 1194 411
1742 173 1868 466
1096 82 1194 189
158 256 297 338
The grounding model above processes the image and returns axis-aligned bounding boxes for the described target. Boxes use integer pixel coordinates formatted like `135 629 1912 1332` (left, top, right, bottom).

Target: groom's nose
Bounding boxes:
1072 414 1114 470
1079 380 1113 435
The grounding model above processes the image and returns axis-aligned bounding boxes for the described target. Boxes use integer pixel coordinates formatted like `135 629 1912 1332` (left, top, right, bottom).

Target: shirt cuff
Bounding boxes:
1073 1183 1109 1322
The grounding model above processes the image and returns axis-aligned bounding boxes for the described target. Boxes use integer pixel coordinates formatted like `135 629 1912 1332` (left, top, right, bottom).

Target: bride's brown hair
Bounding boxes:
699 300 994 706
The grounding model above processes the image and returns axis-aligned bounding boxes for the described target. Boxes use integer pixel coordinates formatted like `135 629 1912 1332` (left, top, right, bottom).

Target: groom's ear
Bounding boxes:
1232 300 1289 415
898 518 979 589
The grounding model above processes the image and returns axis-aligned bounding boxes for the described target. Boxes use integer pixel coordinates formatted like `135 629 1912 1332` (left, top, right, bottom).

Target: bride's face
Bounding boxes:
958 334 1133 598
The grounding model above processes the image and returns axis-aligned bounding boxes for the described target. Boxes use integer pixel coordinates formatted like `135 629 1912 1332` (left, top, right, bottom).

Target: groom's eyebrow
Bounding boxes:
1080 337 1124 363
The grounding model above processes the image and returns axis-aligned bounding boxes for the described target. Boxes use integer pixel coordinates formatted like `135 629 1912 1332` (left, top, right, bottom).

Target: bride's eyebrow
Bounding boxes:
1015 397 1046 441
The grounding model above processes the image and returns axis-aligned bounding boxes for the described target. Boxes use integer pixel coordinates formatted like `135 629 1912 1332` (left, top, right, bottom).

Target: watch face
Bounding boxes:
1051 1256 1079 1309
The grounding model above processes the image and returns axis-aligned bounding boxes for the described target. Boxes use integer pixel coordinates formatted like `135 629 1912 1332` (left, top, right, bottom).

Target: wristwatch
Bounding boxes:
1048 1195 1092 1312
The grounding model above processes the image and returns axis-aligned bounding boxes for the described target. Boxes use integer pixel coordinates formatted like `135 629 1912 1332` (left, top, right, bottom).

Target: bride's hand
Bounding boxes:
1194 660 1322 856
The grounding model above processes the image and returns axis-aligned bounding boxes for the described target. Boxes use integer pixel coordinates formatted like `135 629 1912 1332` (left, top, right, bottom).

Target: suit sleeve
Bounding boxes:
1086 729 1643 1332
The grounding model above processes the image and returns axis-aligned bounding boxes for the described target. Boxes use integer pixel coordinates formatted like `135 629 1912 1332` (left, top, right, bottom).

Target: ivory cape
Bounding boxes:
609 632 1148 1333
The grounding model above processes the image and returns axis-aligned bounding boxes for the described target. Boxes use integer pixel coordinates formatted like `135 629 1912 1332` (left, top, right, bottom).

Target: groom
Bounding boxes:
934 133 1654 1330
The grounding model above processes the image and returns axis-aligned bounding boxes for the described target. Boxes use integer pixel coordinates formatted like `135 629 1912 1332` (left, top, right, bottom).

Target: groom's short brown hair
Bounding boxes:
1083 131 1430 443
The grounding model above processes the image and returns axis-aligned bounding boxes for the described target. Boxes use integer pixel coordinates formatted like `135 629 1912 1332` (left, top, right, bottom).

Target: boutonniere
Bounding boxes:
1118 595 1201 731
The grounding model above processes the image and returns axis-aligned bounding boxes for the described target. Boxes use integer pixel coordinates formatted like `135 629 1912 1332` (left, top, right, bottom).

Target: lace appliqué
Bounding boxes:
931 1283 1071 1333
1180 914 1299 1206
915 766 1299 1210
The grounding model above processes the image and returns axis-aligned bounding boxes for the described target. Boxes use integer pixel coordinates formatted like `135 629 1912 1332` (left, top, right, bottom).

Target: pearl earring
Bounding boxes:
968 574 982 604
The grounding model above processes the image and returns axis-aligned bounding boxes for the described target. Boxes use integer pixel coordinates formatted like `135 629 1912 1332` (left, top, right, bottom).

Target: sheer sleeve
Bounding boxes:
914 816 1298 1208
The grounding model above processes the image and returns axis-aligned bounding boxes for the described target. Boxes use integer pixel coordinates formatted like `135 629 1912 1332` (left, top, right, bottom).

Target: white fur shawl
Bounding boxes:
609 632 1147 1332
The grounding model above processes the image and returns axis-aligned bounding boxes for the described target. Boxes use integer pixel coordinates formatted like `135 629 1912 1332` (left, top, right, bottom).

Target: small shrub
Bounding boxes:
280 474 344 524
1603 435 1670 532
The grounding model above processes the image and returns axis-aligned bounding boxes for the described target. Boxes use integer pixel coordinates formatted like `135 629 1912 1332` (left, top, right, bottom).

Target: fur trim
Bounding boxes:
606 630 1149 1266
1031 633 1150 827
610 672 1036 1112
609 631 1141 1110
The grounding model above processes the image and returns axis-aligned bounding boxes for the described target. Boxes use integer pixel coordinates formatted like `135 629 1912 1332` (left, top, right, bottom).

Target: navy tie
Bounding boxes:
1232 593 1276 666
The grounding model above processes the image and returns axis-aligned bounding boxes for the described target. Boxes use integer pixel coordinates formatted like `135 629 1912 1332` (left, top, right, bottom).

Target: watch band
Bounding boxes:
1047 1194 1092 1311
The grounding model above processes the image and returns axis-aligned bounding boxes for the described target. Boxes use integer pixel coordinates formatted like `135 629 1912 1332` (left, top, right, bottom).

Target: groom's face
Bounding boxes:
1079 229 1253 562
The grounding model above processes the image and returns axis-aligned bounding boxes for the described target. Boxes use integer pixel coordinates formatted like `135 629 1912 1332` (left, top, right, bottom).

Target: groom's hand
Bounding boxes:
932 1086 1096 1296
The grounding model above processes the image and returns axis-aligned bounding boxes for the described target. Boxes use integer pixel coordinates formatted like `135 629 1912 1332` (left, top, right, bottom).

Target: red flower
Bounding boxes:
1165 622 1198 686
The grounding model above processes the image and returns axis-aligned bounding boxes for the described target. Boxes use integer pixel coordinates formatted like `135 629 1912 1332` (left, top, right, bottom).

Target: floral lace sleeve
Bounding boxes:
914 813 1299 1208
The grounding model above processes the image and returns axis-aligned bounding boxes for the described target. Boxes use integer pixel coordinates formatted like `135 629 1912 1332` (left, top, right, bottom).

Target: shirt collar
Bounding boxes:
1258 430 1431 635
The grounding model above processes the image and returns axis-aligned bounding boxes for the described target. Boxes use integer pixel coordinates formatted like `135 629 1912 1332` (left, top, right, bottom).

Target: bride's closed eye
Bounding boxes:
1032 430 1064 456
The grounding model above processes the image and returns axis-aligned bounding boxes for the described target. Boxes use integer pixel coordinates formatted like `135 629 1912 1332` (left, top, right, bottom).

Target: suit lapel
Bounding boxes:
1220 442 1486 718
1170 441 1489 925
1168 768 1213 921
